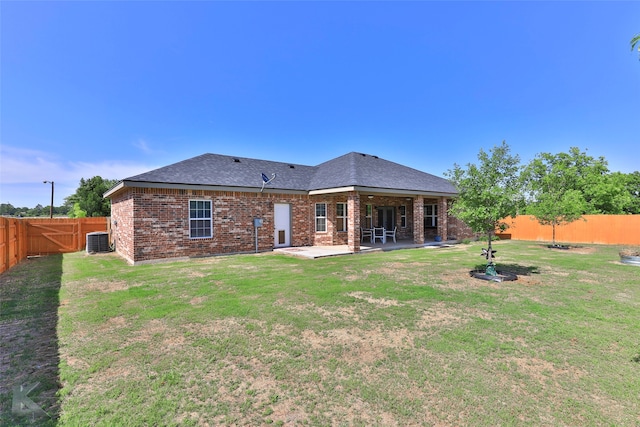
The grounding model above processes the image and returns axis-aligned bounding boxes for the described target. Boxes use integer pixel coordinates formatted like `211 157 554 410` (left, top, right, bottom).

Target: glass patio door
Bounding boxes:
376 207 395 230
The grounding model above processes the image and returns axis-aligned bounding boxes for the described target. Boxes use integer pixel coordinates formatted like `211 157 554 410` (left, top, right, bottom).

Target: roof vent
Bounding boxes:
233 158 241 163
288 165 295 169
372 155 379 159
359 153 366 157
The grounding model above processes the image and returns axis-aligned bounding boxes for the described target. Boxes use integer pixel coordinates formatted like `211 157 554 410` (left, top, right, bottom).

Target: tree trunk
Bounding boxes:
485 229 496 275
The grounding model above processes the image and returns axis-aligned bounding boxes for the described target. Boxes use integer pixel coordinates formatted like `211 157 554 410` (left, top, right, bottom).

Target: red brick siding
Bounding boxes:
310 195 345 246
111 188 313 264
110 188 470 263
413 196 425 244
110 190 135 264
446 210 476 241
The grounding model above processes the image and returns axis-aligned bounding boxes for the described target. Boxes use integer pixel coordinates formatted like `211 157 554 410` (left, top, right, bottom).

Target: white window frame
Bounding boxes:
315 203 327 232
424 204 438 228
336 202 348 232
189 199 213 239
400 205 407 228
365 204 372 229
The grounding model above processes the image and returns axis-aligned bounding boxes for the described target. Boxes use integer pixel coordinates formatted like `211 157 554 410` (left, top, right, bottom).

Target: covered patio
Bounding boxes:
310 190 456 254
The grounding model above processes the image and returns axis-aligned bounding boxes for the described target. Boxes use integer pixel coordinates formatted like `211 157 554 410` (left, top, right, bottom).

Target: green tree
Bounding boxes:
65 176 118 217
622 171 640 214
70 202 87 218
28 204 45 217
632 33 640 59
523 147 618 245
0 203 16 216
587 172 634 214
445 141 524 271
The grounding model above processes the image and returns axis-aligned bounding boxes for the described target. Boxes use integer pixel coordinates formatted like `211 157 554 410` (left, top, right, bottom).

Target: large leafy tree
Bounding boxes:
445 141 524 268
621 171 640 214
586 171 635 214
65 176 118 217
0 203 16 216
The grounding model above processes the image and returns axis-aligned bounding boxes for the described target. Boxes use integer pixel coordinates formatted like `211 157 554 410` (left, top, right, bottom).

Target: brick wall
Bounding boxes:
445 201 476 240
310 195 350 246
111 188 313 264
110 190 135 264
110 187 470 264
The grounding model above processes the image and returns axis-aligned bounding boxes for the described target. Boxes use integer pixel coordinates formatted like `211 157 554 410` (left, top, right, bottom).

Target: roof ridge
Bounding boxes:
348 152 360 185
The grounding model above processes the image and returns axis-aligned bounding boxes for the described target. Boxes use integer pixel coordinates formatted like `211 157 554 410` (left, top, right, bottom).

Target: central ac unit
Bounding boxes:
86 232 110 253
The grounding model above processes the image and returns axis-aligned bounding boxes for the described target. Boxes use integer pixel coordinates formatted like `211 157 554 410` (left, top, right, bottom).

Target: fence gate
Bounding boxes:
27 220 79 255
24 218 109 256
0 217 109 274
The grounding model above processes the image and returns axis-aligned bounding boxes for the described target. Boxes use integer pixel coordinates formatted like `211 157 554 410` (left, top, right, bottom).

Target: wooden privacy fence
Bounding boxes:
0 217 26 274
0 217 109 274
499 215 640 246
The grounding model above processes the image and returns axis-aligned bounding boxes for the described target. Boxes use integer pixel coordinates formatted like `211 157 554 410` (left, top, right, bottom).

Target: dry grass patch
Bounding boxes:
302 326 413 363
415 301 493 330
287 302 362 323
347 291 401 307
80 278 133 293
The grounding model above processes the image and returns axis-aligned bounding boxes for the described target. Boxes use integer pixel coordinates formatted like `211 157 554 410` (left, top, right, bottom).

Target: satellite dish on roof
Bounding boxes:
260 172 276 192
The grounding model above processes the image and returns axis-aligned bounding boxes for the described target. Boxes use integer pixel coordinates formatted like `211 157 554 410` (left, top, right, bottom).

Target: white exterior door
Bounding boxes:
274 203 291 248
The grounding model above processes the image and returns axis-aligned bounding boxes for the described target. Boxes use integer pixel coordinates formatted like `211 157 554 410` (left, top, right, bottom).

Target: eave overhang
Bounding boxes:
105 182 457 199
308 186 457 198
104 180 309 198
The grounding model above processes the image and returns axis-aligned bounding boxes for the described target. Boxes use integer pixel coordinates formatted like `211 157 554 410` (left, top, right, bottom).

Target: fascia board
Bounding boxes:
103 181 125 198
308 186 357 195
105 181 458 199
310 186 457 198
106 180 308 196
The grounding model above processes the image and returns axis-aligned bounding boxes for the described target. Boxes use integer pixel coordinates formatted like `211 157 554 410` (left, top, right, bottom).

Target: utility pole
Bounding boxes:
43 181 54 218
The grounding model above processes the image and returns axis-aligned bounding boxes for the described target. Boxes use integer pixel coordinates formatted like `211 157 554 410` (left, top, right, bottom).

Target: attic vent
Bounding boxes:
359 153 366 156
233 158 241 163
288 165 295 169
86 232 110 254
372 155 379 159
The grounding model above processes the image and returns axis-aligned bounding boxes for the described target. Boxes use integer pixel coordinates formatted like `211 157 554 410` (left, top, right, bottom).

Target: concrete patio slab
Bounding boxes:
274 240 457 259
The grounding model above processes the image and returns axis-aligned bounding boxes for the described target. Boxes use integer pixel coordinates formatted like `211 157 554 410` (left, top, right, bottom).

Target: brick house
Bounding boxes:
105 152 472 264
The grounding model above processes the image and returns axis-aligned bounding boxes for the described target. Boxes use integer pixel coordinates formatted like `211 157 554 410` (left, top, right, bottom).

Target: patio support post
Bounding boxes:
438 197 448 241
348 192 360 252
413 195 424 244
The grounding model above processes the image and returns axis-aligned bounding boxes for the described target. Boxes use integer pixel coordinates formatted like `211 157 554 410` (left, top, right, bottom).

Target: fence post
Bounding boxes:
77 218 82 251
1 218 8 274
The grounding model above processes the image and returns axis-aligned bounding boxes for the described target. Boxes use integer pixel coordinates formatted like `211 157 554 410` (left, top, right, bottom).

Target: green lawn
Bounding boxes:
3 240 640 426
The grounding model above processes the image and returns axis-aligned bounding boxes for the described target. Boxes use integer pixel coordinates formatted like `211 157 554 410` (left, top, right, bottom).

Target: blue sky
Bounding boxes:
1 1 639 208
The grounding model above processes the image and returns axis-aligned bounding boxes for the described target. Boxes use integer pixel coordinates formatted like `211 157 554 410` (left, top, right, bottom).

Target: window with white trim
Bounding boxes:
336 202 347 232
315 203 327 232
424 204 438 228
365 204 372 229
400 205 407 228
190 200 213 238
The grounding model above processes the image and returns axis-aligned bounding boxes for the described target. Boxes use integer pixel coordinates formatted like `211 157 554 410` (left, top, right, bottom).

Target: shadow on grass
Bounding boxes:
473 263 540 276
0 255 62 426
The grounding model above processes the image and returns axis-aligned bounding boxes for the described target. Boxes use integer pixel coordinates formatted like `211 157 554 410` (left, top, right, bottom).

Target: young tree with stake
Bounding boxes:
445 141 524 274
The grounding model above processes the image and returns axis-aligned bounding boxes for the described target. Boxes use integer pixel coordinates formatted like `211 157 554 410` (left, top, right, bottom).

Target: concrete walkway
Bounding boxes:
273 239 456 259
